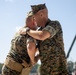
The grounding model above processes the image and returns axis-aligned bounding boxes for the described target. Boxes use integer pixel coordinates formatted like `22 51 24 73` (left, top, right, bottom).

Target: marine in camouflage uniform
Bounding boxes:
1 12 37 75
39 19 68 75
30 4 68 75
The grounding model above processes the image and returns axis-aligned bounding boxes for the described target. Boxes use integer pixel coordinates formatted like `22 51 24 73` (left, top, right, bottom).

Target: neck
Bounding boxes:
42 18 48 28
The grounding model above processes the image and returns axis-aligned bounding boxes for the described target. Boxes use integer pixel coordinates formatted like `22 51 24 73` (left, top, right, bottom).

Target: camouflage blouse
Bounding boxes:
38 19 68 75
7 33 33 64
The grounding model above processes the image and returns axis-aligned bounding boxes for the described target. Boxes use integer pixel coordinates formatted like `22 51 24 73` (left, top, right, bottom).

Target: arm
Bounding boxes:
27 21 61 40
19 27 50 41
26 37 38 65
20 21 60 41
27 38 36 52
22 37 39 66
27 30 50 41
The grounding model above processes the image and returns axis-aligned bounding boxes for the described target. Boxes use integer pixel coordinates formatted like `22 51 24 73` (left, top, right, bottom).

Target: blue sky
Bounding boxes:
0 0 76 63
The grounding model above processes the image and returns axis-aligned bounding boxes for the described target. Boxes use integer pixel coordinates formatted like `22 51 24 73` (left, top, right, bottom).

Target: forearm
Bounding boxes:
27 30 45 40
19 27 50 40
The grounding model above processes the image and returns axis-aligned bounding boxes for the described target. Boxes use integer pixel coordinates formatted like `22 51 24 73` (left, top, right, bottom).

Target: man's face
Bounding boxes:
26 17 37 30
36 8 48 27
33 13 42 27
33 9 47 27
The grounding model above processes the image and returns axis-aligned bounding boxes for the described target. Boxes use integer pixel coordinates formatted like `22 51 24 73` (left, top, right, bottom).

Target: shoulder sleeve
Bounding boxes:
26 36 36 44
42 20 61 38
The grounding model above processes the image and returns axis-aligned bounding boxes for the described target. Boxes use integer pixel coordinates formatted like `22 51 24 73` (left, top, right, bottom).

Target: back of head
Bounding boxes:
25 11 37 30
31 3 47 14
30 3 48 27
26 11 33 25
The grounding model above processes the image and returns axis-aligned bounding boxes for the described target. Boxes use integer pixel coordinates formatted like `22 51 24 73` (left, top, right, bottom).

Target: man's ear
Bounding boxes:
40 13 44 18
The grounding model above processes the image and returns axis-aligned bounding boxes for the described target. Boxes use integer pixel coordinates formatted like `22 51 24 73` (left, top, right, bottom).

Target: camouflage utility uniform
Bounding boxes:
38 19 68 75
2 32 34 75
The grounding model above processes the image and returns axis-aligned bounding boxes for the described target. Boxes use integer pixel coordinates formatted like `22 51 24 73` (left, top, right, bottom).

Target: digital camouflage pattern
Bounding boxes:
2 65 20 75
2 32 34 75
31 3 46 14
38 19 68 75
31 3 68 75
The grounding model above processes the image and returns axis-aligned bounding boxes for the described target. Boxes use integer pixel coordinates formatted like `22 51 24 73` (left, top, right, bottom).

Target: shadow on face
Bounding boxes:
33 8 48 27
26 17 37 30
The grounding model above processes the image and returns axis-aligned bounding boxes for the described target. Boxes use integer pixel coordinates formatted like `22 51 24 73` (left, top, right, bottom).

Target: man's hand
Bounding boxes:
19 27 27 35
19 27 30 35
